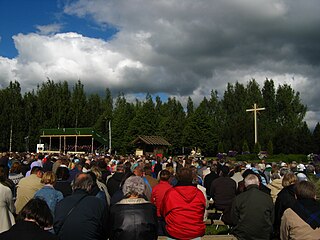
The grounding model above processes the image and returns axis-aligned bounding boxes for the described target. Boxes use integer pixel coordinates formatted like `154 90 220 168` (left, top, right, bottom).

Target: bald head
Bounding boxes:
72 173 94 192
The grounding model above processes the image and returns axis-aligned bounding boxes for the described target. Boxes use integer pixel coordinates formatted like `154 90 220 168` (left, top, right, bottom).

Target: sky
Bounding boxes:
0 0 320 128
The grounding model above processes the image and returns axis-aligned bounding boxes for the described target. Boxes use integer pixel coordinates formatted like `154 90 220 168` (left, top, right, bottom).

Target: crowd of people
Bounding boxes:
0 151 320 239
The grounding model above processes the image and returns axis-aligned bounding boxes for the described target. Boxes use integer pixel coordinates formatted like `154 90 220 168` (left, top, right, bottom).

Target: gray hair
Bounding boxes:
72 173 94 192
244 174 259 187
122 176 145 197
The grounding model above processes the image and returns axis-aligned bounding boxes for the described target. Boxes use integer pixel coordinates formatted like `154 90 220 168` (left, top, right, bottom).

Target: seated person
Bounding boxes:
281 181 320 240
110 176 158 240
0 198 58 240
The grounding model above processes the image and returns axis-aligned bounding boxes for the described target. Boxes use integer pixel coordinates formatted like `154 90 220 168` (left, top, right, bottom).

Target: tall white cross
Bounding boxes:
246 103 265 144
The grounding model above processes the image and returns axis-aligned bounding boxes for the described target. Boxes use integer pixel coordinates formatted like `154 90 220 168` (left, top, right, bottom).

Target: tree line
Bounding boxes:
1 78 320 156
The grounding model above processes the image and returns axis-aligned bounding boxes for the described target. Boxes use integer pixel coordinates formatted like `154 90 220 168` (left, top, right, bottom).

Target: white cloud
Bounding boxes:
1 0 320 126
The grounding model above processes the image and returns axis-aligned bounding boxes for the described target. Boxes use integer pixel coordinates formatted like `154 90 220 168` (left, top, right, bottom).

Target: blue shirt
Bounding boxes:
34 185 63 215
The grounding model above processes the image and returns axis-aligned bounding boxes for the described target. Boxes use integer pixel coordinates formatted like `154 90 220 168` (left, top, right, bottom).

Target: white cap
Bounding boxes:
297 163 306 171
280 162 287 167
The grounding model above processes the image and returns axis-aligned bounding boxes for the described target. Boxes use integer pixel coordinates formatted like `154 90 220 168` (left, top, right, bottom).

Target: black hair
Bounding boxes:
18 198 53 228
159 170 171 181
31 166 43 174
56 166 70 180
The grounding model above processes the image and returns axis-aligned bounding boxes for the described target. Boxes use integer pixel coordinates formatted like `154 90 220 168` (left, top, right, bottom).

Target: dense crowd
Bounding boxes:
0 152 320 240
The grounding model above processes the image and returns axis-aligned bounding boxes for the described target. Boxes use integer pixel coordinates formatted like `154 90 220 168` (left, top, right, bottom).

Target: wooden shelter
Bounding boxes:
132 135 171 157
39 128 108 154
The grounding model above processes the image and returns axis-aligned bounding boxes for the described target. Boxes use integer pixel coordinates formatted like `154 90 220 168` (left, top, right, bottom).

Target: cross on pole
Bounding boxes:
246 103 265 144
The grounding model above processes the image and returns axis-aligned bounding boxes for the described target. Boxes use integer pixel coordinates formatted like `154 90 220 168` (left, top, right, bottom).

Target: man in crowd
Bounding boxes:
54 173 110 240
15 166 44 213
231 174 274 240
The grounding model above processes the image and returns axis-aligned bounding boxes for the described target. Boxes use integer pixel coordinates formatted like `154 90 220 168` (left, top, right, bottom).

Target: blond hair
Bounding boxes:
282 172 298 187
41 171 57 185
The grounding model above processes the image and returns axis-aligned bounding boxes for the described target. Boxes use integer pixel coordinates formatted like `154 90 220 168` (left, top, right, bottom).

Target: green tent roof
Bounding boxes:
40 128 108 145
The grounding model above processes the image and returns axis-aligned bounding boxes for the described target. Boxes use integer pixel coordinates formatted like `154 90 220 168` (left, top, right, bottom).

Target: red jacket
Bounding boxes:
151 180 172 217
161 185 206 240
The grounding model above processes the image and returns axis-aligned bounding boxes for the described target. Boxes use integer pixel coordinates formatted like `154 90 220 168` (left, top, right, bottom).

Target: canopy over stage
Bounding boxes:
39 128 108 154
131 135 171 157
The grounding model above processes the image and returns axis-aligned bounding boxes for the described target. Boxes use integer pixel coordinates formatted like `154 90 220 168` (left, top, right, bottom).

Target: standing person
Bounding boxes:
0 198 58 240
280 181 320 239
161 167 206 240
0 166 15 233
15 166 44 213
151 170 172 235
54 173 110 240
110 176 158 240
34 171 63 216
231 174 274 240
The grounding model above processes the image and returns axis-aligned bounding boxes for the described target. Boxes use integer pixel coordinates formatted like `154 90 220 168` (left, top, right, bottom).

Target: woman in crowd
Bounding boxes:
54 166 72 197
0 198 58 240
274 171 298 238
34 171 63 216
281 181 320 239
110 175 158 240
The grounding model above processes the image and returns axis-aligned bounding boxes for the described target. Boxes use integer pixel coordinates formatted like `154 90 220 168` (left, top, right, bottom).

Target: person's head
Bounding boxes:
176 167 193 184
282 172 298 187
220 165 230 177
72 173 94 192
295 181 316 200
244 174 260 187
116 164 124 172
279 167 290 177
56 166 70 180
234 164 242 173
242 169 255 179
0 165 8 182
143 166 153 176
122 176 145 198
159 169 171 181
270 172 280 180
18 198 53 229
306 164 315 174
90 165 102 181
132 165 143 177
31 166 44 178
210 163 218 172
10 161 21 174
41 171 56 185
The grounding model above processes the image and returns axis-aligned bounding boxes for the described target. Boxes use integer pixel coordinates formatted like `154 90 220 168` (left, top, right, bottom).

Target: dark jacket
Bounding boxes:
0 221 58 240
107 172 124 197
54 180 72 197
210 176 236 210
110 198 157 240
54 189 109 240
231 184 274 240
274 184 296 235
204 171 219 198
